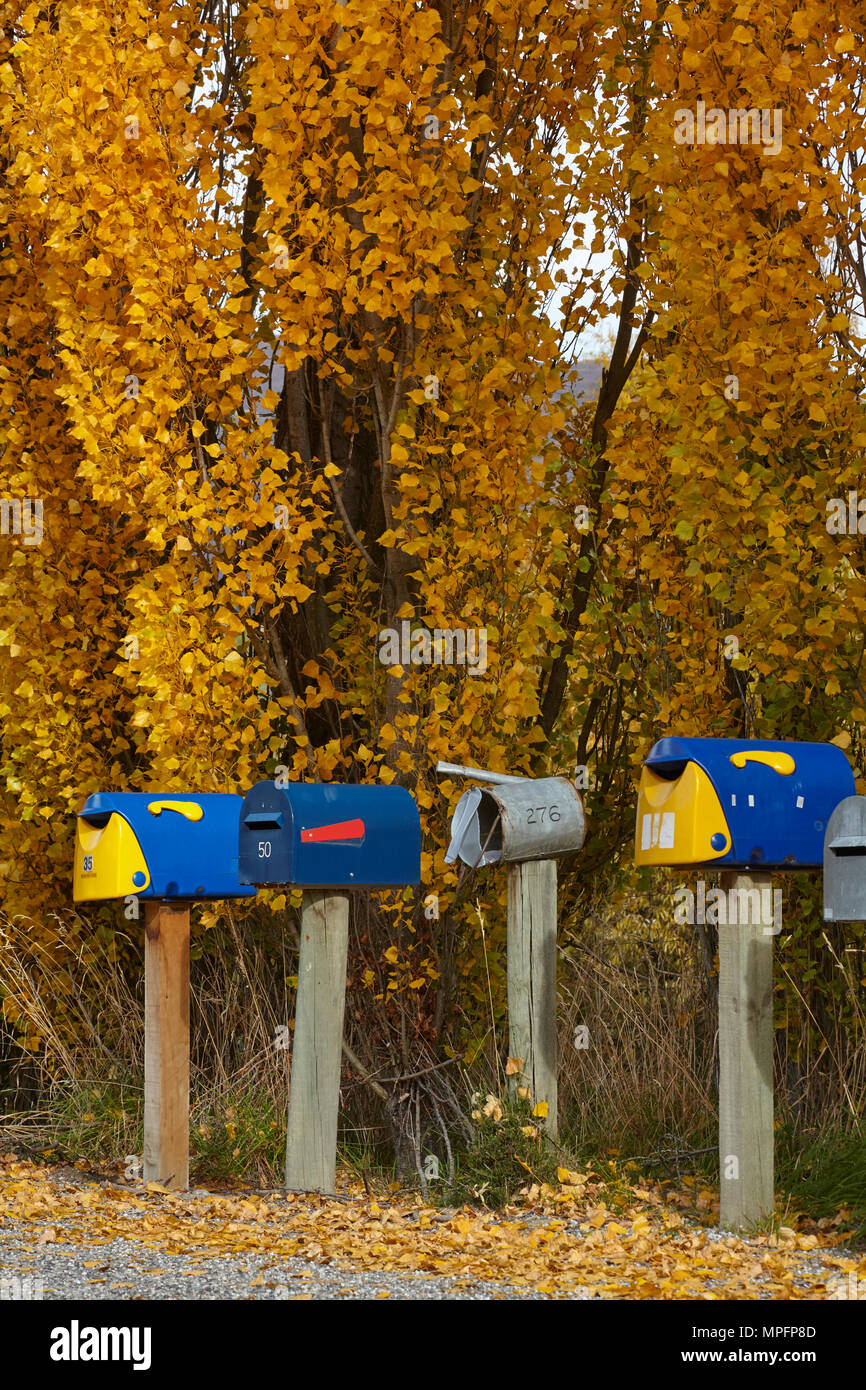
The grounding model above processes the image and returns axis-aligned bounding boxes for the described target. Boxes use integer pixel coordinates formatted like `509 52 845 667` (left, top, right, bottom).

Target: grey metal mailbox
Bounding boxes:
823 795 866 922
444 776 585 867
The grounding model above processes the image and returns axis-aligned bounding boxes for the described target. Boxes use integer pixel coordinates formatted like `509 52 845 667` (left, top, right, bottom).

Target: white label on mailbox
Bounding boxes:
642 813 675 850
82 855 93 874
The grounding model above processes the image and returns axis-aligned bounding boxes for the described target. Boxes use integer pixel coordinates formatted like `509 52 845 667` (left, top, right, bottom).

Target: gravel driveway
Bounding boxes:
1 1157 863 1301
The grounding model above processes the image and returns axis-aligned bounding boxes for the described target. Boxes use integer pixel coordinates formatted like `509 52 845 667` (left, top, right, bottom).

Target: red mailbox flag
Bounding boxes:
300 819 365 844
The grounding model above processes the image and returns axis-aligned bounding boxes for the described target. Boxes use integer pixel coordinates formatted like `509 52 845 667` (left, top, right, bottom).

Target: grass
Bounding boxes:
14 1071 143 1174
0 893 863 1237
3 1069 865 1242
776 1121 866 1240
190 1080 286 1186
444 1091 561 1208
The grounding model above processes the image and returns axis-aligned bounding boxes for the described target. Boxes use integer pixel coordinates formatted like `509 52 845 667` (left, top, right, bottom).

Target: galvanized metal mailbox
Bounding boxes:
74 792 255 902
238 781 421 888
823 796 866 922
634 737 855 870
444 776 585 867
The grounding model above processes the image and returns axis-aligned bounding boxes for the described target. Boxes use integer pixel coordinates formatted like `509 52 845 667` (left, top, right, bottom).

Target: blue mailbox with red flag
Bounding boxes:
238 781 421 889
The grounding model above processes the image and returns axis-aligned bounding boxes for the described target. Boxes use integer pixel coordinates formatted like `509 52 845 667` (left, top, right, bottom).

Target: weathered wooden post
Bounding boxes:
284 889 350 1194
238 780 421 1194
717 871 774 1231
144 901 191 1189
439 762 586 1138
72 792 256 1193
507 858 559 1134
635 737 854 1232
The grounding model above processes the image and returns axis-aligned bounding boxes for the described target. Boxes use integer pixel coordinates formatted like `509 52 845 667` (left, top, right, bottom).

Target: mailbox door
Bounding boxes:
445 786 503 866
824 796 866 922
74 811 151 901
239 782 421 888
635 761 731 867
237 782 293 884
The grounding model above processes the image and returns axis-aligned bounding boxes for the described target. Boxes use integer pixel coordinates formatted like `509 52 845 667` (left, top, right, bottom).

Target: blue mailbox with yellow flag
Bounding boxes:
73 792 256 902
634 738 855 870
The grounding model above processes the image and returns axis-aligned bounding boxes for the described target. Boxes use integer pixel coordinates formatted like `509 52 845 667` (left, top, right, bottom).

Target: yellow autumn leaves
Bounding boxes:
1 1 864 1065
1 1153 858 1299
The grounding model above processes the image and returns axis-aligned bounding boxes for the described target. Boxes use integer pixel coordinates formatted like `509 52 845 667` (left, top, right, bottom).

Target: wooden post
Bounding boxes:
718 871 774 1231
285 890 350 1194
144 902 190 1191
507 859 558 1138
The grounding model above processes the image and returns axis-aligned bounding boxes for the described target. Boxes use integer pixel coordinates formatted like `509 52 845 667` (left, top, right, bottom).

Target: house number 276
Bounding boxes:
526 805 561 824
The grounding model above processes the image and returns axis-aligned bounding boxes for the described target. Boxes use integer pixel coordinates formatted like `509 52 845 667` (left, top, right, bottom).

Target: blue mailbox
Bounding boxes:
73 792 256 902
238 781 421 888
635 737 855 870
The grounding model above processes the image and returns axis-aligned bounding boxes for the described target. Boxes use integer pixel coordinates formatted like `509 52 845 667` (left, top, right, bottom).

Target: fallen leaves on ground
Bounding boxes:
0 1154 862 1299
